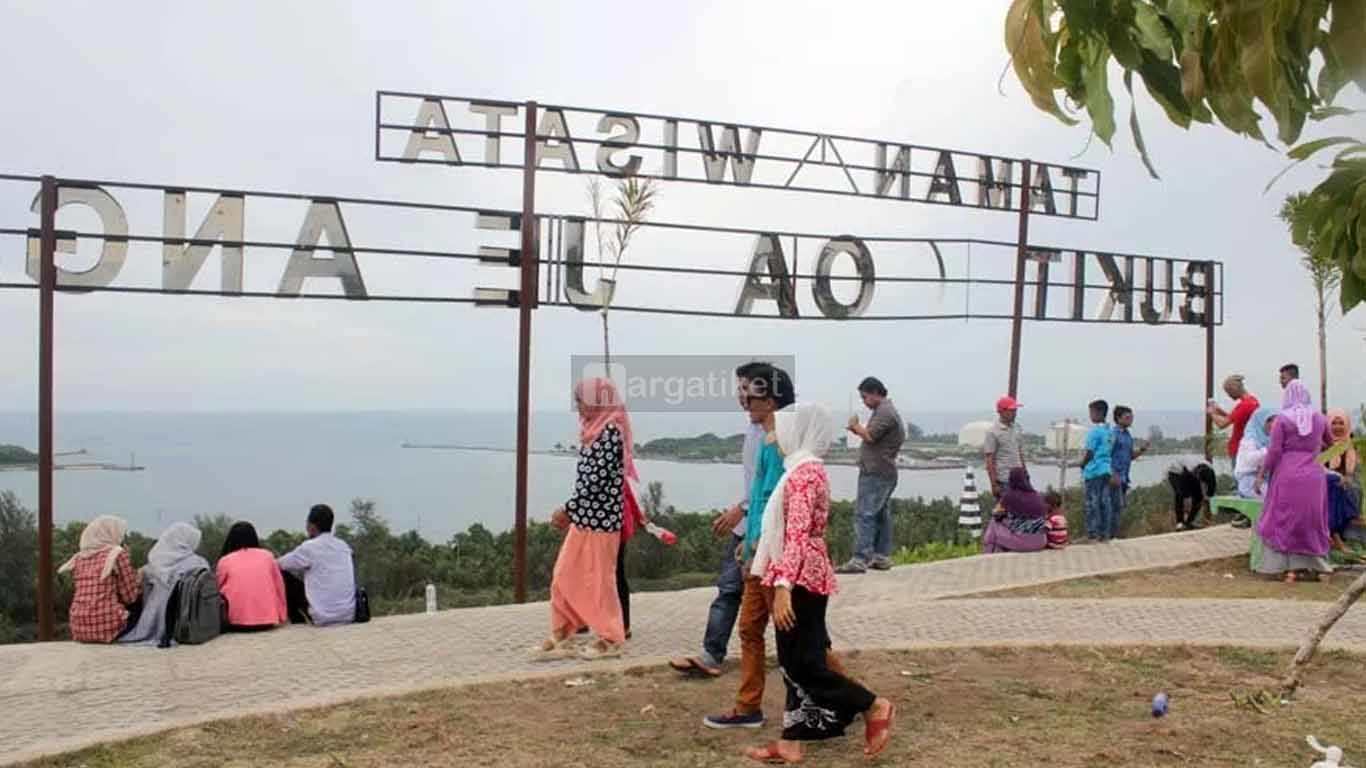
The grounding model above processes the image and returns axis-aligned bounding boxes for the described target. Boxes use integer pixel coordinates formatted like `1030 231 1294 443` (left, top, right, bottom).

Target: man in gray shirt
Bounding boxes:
983 395 1027 498
838 376 906 574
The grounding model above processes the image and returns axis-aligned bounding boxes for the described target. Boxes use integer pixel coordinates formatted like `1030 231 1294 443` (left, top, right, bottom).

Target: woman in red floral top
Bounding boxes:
58 515 142 643
747 403 895 763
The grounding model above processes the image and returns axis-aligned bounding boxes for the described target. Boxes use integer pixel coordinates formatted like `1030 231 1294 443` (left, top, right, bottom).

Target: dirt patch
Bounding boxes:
19 646 1366 767
973 556 1359 601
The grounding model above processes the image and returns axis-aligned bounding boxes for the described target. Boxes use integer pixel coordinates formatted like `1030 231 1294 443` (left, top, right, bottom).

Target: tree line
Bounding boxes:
0 475 1220 643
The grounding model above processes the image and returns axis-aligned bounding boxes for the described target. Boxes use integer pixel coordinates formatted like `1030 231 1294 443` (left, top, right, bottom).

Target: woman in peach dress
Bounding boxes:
536 377 635 661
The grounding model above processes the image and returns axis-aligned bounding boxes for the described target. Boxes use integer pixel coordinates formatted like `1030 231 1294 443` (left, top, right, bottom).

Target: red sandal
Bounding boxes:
864 702 896 759
744 742 802 764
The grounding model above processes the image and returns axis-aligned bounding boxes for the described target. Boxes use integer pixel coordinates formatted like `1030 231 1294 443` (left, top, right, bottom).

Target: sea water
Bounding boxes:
0 409 1212 541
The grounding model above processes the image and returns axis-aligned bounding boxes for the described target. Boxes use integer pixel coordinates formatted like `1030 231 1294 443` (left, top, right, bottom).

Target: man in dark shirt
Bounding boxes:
838 376 906 574
1278 363 1299 389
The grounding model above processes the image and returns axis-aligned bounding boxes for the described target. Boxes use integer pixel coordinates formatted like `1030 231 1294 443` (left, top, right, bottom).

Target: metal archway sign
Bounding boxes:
2 93 1222 638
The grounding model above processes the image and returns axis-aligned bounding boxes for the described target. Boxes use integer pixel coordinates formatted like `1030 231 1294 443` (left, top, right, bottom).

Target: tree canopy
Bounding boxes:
1006 0 1365 311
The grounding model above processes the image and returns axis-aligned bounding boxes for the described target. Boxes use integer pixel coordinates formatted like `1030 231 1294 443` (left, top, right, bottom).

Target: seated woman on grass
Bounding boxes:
983 467 1048 554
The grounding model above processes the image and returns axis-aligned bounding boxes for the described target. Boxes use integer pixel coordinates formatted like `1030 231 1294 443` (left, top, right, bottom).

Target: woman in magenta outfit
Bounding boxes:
1255 380 1333 582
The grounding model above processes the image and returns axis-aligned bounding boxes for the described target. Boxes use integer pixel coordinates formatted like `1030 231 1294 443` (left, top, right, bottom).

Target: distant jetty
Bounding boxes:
0 462 146 473
0 445 145 472
401 442 564 456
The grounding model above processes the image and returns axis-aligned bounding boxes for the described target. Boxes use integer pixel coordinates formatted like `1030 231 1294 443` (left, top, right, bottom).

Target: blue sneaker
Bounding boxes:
703 709 765 729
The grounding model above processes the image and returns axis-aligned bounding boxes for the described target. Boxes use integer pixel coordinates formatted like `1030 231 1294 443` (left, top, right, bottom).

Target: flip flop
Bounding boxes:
531 638 576 661
579 642 624 661
743 742 802 764
669 657 722 678
864 702 895 759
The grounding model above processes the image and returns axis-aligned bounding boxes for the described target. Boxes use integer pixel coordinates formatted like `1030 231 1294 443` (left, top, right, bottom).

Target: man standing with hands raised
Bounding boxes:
837 376 906 575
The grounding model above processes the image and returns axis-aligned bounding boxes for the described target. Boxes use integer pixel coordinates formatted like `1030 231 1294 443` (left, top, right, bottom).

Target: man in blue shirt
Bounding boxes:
704 364 851 730
670 362 768 678
1108 405 1149 539
1080 399 1115 542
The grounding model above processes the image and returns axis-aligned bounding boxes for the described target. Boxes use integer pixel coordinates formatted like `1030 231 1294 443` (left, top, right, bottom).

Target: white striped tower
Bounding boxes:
958 468 983 539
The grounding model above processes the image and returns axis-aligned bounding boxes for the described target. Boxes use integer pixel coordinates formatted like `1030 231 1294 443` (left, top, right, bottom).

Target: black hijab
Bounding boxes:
1001 467 1047 520
221 521 261 557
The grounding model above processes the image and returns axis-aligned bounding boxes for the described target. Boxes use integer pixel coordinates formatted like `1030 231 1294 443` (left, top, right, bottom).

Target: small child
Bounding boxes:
1234 408 1276 499
1109 406 1149 540
1081 399 1114 542
1044 490 1069 549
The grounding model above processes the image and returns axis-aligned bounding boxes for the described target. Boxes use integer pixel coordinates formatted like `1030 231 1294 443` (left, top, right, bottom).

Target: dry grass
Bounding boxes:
974 557 1358 601
20 647 1366 767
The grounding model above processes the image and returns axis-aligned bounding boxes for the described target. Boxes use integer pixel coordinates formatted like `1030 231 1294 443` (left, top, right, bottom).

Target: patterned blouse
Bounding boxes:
68 548 142 643
762 462 838 596
566 424 624 532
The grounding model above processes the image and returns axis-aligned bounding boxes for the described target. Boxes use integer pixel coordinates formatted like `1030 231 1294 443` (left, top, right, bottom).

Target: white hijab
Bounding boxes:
145 522 204 587
751 403 832 578
57 515 129 580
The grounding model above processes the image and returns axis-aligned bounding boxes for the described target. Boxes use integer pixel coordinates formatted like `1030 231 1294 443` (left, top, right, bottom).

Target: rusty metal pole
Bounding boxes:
513 102 538 604
1204 261 1215 463
37 176 57 641
1006 160 1033 398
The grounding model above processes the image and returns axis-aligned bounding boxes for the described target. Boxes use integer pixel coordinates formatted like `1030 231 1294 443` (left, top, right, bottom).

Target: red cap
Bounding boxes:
996 396 1022 411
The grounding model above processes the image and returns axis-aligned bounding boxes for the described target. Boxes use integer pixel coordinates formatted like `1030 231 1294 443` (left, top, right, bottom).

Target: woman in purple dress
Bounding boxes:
983 467 1048 554
1255 380 1332 582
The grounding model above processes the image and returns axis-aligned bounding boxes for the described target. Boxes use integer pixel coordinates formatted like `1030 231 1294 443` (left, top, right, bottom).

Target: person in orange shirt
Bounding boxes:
217 522 288 631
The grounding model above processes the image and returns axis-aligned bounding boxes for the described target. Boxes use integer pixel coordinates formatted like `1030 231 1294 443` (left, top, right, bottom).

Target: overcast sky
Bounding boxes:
1 1 1362 417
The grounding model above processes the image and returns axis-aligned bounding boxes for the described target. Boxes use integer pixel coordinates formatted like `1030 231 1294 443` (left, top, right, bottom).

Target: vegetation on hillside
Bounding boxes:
636 432 744 461
0 445 39 465
0 472 1230 643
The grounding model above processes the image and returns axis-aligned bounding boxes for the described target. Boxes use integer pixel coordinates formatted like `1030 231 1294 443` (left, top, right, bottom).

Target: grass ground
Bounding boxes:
975 556 1361 601
22 646 1366 767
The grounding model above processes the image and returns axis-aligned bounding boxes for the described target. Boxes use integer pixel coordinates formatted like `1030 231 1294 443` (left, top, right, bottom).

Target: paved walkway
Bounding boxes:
7 525 1364 765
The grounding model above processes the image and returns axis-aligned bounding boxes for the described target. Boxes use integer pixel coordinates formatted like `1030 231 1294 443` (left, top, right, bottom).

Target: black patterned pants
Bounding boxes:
776 587 876 741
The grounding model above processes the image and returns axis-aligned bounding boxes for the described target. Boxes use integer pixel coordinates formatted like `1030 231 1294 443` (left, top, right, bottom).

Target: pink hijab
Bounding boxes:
575 377 638 481
1281 380 1316 437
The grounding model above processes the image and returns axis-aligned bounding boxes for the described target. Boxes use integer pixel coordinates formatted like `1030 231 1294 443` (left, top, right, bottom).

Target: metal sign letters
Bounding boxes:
4 90 1226 632
375 91 1102 220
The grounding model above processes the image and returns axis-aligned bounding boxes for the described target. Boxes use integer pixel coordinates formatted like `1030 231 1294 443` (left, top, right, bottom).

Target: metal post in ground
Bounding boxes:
513 102 539 604
1006 160 1033 398
37 175 57 641
1204 261 1216 464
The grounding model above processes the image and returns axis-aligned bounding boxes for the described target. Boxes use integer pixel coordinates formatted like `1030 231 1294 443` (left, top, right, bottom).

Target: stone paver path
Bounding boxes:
7 525 1364 765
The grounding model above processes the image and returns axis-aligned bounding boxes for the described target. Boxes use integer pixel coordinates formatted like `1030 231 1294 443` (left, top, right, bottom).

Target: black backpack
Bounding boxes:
160 568 226 646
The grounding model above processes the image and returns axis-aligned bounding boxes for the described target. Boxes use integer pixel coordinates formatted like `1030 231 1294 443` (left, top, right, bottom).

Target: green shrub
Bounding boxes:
892 540 983 566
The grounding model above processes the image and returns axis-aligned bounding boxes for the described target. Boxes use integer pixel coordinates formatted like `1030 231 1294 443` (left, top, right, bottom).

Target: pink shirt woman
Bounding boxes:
216 522 287 629
747 403 894 763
